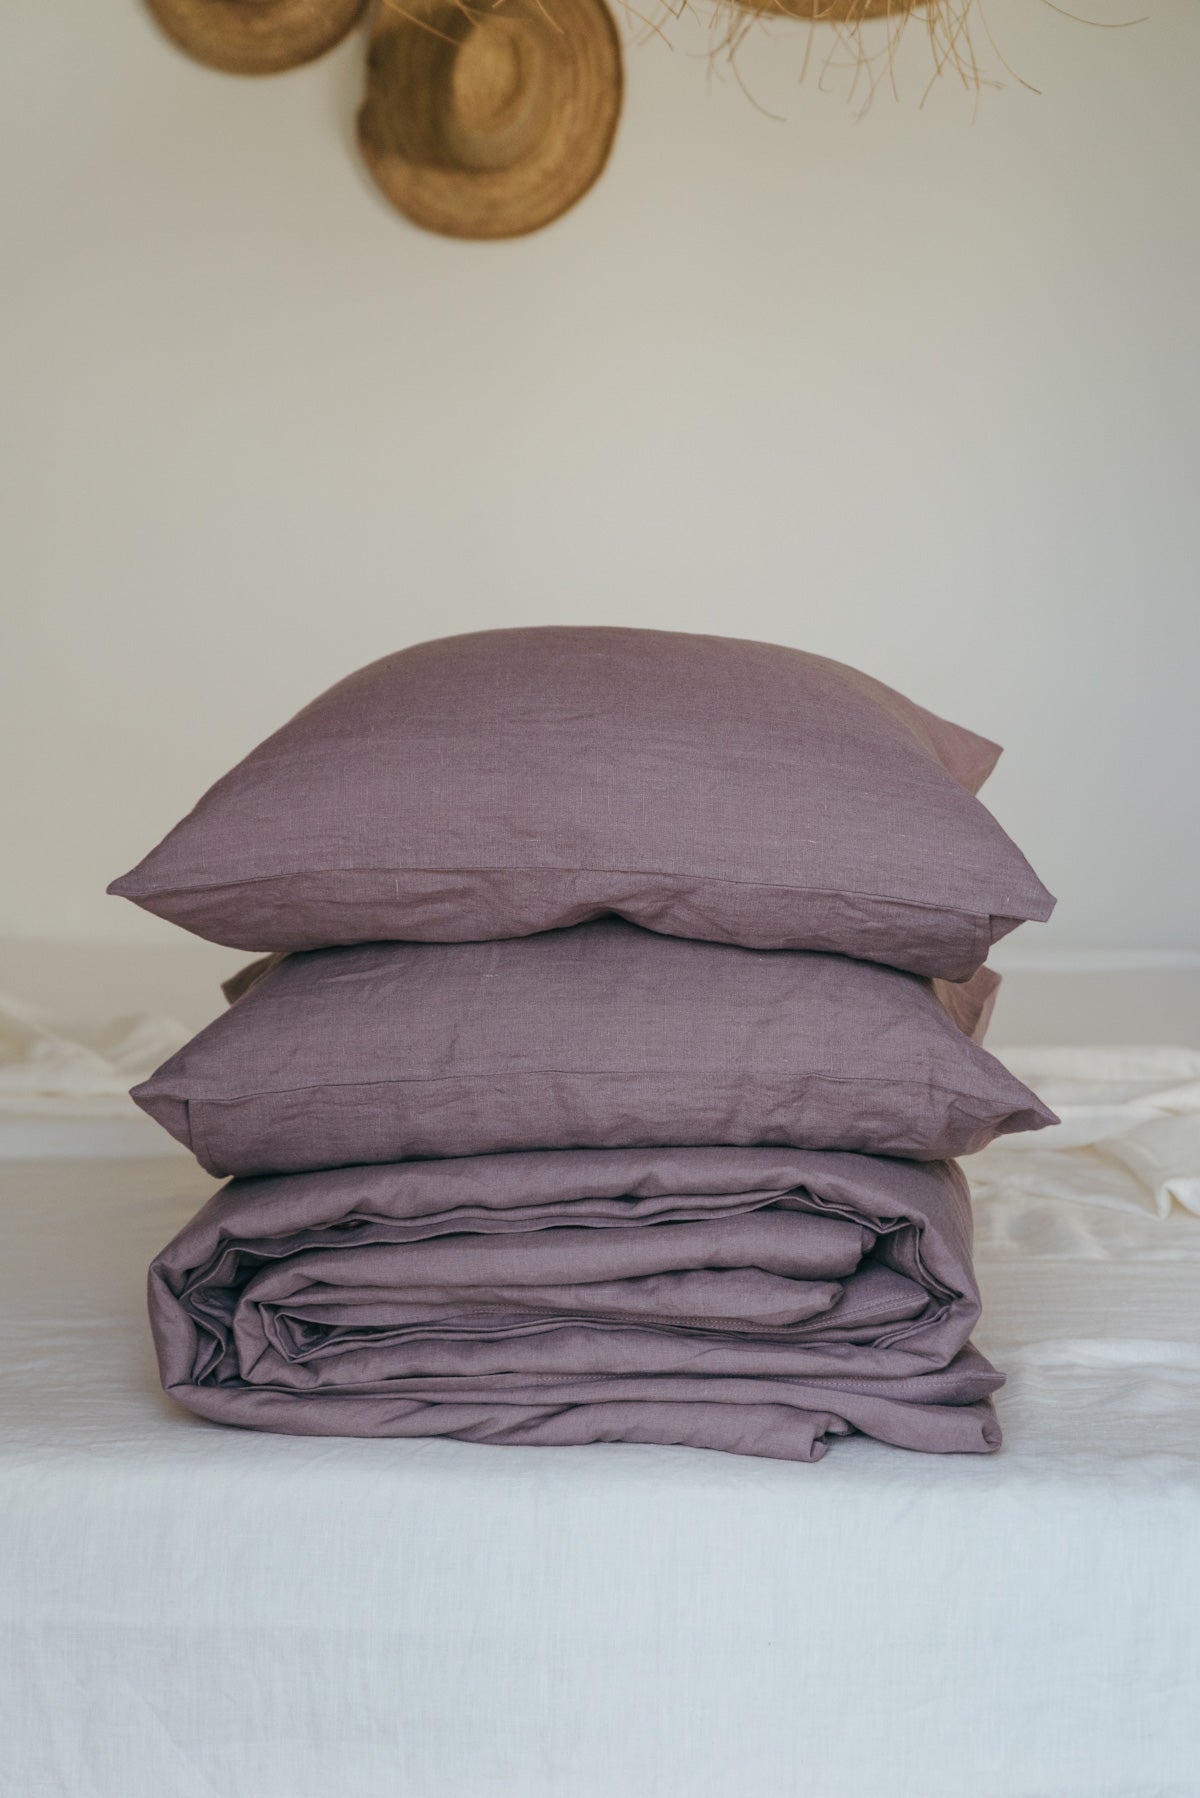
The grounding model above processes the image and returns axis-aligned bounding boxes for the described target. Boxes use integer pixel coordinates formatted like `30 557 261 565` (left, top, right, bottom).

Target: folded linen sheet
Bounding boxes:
150 1145 1003 1461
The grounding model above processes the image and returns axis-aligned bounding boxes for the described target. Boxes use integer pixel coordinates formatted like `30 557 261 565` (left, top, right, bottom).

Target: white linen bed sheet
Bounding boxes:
3 1117 1199 1798
0 990 189 1160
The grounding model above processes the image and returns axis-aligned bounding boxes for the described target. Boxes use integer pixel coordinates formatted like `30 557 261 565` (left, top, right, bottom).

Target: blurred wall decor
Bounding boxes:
137 0 1114 237
356 0 624 239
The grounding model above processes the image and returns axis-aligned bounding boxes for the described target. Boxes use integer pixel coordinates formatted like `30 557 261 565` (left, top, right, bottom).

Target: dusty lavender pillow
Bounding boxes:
132 919 1054 1178
109 627 1053 979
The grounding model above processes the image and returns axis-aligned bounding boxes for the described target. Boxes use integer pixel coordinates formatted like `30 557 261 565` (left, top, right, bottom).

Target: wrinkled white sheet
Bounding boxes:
2 1140 1198 1798
0 993 188 1159
971 1045 1200 1219
0 992 187 1108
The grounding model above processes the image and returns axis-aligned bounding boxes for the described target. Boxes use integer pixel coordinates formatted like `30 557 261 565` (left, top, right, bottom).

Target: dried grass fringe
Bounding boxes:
376 0 1143 116
623 0 1144 116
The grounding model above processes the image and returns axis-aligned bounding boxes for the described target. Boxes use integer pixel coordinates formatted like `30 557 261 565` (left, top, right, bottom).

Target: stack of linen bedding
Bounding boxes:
111 627 1056 1462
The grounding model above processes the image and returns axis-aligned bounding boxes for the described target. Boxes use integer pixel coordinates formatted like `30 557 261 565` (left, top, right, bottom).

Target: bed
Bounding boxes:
2 1008 1200 1798
1 1132 1197 1795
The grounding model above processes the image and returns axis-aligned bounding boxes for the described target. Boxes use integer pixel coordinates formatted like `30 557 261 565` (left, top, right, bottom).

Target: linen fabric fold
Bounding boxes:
149 1146 1003 1461
131 919 1053 1177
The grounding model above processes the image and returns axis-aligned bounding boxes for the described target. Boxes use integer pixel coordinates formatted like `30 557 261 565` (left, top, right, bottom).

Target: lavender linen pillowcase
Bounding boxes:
132 919 1055 1178
109 627 1054 980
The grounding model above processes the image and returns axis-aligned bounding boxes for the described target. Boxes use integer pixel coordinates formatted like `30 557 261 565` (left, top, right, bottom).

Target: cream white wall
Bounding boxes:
2 0 1198 963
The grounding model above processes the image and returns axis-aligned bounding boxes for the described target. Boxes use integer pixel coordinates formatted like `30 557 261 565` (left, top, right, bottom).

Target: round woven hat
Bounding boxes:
356 0 623 240
145 0 366 75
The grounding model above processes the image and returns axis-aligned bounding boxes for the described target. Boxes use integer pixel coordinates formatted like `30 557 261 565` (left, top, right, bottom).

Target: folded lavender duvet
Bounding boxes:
150 1145 1002 1461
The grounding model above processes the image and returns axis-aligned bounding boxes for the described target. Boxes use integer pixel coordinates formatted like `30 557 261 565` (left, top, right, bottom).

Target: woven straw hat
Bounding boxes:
356 0 623 240
145 0 366 75
735 1 918 15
